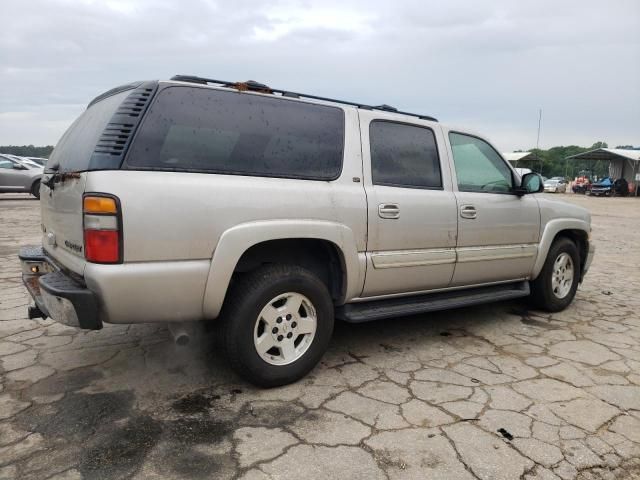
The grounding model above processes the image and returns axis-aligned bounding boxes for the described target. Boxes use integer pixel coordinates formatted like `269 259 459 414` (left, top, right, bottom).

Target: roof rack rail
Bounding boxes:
170 75 438 122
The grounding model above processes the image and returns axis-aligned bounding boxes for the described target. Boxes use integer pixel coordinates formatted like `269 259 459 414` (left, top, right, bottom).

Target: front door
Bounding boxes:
360 112 458 297
446 131 541 286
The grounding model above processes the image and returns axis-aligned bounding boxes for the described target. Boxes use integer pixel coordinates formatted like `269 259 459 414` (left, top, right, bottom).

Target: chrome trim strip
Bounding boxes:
349 278 528 302
370 244 537 269
371 249 456 269
457 244 538 263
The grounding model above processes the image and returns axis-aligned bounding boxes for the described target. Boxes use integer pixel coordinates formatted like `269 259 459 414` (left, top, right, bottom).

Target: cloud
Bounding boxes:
1 0 638 150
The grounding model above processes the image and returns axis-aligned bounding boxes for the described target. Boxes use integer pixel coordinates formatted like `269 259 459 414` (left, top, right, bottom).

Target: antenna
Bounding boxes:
535 108 543 174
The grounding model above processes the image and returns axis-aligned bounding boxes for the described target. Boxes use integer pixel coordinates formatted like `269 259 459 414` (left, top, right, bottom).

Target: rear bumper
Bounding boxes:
19 246 101 330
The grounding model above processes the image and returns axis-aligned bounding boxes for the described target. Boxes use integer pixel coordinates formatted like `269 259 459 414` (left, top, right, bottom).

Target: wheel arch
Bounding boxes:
532 219 590 280
202 220 365 319
30 176 42 194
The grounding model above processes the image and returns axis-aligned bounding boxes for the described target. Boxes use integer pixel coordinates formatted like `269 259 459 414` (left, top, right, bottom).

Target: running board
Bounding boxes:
337 281 530 323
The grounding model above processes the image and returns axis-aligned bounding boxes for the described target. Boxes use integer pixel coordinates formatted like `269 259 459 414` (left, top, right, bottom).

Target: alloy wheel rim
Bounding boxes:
253 292 317 366
551 252 574 299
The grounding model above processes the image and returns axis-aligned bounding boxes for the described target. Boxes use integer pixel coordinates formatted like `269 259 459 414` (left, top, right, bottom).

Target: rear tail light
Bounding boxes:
83 194 122 263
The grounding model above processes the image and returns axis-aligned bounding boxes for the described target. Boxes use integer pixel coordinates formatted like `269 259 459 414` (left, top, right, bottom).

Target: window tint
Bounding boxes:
127 86 345 180
449 133 513 193
47 89 132 173
370 121 442 188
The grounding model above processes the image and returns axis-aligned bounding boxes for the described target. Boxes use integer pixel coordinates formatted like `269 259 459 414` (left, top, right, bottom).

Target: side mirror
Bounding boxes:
515 173 544 196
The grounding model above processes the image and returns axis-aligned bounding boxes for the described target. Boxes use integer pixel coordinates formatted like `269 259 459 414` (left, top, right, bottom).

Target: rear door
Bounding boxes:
360 112 458 297
445 130 540 286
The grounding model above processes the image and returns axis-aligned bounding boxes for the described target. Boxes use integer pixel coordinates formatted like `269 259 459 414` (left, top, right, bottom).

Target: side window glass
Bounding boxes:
370 121 442 189
449 133 513 193
0 159 14 169
127 87 345 180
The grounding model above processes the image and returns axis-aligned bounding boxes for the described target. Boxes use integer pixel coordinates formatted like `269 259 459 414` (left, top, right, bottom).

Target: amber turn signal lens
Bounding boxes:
83 196 117 214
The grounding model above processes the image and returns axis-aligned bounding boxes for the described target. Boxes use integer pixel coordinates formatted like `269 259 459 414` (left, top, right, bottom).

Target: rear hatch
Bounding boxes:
41 83 156 275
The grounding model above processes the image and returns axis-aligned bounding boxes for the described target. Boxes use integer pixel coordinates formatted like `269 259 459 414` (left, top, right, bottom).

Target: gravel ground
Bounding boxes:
1 193 639 480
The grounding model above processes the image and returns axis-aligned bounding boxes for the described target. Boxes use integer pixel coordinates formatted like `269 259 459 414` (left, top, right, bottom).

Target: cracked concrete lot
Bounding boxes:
1 193 640 480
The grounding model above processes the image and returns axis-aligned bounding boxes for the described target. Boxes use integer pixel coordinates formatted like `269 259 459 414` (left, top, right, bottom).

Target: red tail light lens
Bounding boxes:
84 230 120 263
83 194 121 264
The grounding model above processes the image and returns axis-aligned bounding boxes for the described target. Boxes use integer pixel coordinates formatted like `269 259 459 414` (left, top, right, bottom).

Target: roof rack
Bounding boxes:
170 75 438 122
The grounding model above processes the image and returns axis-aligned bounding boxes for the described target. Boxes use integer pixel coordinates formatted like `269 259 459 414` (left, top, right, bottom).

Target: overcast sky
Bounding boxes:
1 0 639 151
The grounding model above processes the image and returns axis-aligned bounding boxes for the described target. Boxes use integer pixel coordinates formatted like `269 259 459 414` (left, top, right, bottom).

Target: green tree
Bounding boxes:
0 145 54 158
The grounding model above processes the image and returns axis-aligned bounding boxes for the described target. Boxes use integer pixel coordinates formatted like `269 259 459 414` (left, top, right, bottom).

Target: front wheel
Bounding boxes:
31 180 41 199
530 237 581 312
219 264 334 387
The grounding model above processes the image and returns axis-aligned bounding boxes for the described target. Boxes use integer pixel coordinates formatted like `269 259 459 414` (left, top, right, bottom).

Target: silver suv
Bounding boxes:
0 154 44 198
20 76 594 386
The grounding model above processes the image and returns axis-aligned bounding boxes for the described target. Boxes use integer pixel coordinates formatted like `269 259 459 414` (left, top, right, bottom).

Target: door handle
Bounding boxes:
460 204 477 219
378 203 400 219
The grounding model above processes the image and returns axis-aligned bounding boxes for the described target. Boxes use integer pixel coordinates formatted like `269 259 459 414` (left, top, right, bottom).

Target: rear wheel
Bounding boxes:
31 180 41 199
530 237 581 312
219 264 334 387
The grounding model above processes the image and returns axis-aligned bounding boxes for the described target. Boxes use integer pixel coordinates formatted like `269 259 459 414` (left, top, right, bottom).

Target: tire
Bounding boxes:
31 180 41 199
530 237 581 312
219 264 334 387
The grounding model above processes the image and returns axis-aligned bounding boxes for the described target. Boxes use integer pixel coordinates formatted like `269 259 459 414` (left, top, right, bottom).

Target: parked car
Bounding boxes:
0 154 43 198
11 156 43 169
588 177 613 196
543 178 567 193
588 177 630 197
19 76 595 386
27 157 48 167
613 178 630 197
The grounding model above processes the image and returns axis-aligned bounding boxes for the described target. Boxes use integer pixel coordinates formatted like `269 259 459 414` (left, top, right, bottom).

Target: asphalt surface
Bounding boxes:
1 193 639 480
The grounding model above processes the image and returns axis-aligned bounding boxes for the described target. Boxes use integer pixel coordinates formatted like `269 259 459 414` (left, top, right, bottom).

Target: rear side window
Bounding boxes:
369 121 442 189
126 86 345 180
47 89 132 172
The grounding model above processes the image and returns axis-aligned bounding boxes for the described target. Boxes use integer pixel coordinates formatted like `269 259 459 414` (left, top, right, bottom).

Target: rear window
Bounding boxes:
47 89 132 172
126 86 345 180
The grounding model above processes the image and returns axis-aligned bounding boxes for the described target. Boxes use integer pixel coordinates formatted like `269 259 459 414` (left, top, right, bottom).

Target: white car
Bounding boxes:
544 179 567 193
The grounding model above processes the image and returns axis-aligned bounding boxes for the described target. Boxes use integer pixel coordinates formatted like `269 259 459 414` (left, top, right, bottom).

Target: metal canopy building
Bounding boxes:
566 148 640 187
503 152 536 163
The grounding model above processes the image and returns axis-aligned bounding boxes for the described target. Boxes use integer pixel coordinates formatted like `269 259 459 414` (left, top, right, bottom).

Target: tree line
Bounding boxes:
0 145 54 158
